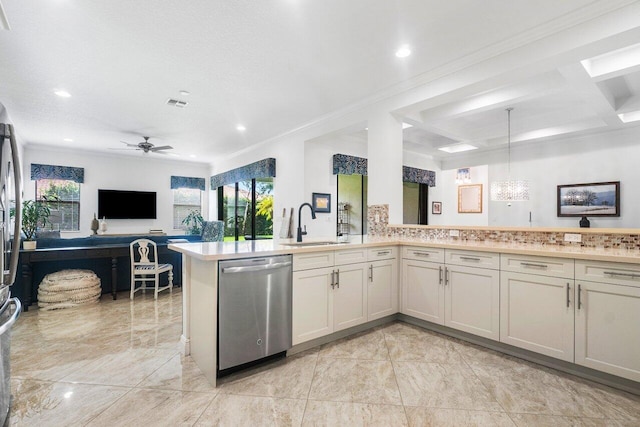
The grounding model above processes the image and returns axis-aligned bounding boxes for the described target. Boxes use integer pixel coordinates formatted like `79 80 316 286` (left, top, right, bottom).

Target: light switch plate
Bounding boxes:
564 233 582 243
449 229 460 237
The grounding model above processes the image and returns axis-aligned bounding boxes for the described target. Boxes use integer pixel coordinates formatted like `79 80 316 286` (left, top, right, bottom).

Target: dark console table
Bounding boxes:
19 243 177 310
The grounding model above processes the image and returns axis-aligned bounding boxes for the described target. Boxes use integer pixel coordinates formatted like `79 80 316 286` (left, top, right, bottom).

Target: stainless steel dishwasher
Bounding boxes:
218 255 292 373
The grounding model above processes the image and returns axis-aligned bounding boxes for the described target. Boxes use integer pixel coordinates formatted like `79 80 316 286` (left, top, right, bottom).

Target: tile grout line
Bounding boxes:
382 324 411 425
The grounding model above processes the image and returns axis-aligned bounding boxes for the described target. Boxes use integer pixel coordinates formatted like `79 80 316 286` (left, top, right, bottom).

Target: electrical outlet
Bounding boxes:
564 233 582 243
375 213 380 222
449 229 460 237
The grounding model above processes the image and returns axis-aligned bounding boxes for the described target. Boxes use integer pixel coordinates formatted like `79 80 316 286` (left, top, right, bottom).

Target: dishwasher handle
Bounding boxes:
221 261 292 274
0 298 22 335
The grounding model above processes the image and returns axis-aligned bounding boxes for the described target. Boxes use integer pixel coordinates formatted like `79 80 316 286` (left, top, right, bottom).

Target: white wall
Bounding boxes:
429 165 489 227
442 126 640 228
24 146 211 236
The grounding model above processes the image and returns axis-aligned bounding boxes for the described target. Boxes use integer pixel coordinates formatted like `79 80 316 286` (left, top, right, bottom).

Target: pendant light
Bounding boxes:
490 108 529 204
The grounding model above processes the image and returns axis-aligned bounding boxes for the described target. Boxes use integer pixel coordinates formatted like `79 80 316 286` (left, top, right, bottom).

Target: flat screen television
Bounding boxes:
98 189 157 219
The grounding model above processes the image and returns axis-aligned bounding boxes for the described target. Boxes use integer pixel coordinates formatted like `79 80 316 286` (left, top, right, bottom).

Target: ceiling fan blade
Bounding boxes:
150 145 173 151
120 141 140 148
109 147 140 151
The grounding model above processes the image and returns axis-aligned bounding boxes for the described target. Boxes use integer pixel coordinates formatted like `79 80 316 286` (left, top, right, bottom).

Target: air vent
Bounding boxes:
166 98 188 108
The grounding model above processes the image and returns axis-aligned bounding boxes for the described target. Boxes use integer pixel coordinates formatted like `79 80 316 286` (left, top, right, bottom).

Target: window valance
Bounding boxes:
171 176 206 191
210 158 276 189
30 163 84 183
332 154 436 187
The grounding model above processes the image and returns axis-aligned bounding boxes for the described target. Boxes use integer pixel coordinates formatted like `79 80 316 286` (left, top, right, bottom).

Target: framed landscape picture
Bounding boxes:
557 181 620 217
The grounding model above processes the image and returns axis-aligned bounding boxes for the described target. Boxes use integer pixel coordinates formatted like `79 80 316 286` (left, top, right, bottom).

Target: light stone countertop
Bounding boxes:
168 236 640 264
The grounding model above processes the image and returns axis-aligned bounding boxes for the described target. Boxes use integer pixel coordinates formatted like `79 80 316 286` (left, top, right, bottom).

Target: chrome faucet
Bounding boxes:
297 203 316 242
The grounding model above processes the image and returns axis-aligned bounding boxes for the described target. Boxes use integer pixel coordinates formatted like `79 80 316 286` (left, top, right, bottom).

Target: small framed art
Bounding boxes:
312 193 331 213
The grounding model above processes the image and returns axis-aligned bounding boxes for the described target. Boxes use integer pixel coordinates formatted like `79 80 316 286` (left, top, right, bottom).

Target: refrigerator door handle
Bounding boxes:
5 124 22 286
0 297 21 335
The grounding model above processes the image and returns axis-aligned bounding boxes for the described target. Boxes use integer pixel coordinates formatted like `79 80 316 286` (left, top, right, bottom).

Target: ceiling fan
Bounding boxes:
116 136 173 154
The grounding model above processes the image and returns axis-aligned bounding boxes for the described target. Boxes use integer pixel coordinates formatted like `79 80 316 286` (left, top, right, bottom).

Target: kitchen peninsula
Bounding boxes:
169 230 640 393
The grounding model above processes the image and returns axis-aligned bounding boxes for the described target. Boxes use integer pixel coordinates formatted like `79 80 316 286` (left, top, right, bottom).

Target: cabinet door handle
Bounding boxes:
520 262 548 269
438 266 443 284
377 250 390 256
577 284 582 310
460 256 481 262
566 283 570 308
604 271 640 280
331 270 335 289
415 252 430 257
445 267 449 286
369 264 373 282
336 269 340 288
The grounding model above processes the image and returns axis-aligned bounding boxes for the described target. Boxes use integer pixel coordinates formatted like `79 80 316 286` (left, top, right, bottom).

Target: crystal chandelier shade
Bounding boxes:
490 108 529 202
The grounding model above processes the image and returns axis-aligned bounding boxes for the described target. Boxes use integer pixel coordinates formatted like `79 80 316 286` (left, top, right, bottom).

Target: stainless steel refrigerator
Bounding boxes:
0 122 23 426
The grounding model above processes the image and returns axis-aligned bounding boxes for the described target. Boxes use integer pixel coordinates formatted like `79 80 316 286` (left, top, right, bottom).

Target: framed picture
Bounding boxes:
432 201 442 215
312 192 331 213
557 181 620 217
458 184 482 213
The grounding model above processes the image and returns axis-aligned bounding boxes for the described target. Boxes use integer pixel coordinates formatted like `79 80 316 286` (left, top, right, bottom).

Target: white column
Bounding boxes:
367 111 403 224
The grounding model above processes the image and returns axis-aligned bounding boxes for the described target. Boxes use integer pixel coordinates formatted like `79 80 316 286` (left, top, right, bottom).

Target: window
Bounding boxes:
217 178 273 241
173 187 202 230
35 179 81 231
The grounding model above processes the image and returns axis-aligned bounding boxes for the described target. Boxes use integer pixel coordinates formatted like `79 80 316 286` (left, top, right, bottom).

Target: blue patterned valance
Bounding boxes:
403 166 436 187
332 154 436 187
332 154 368 175
210 158 276 189
30 163 84 183
171 176 205 191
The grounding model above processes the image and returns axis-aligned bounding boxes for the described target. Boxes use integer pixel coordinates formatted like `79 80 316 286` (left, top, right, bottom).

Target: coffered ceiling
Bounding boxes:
1 1 639 164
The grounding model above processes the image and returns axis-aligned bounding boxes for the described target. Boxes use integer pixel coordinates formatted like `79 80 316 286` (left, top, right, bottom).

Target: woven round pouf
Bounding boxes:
37 269 101 310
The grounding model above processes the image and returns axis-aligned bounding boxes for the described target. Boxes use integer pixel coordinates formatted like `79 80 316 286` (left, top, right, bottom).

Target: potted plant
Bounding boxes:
182 210 204 235
21 200 51 249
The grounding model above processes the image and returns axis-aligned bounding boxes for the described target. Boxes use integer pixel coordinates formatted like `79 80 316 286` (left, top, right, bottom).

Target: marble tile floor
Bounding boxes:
8 289 640 426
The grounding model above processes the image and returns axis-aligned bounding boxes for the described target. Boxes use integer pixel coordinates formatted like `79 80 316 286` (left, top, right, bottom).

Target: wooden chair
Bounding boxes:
129 238 173 299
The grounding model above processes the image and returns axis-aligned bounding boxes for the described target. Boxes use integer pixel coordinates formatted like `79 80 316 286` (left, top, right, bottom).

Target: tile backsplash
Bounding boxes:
367 204 640 250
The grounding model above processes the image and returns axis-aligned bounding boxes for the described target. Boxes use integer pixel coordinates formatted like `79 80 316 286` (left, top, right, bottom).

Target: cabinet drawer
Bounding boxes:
293 251 334 271
402 246 444 263
446 249 499 270
367 246 397 261
501 254 574 279
335 248 368 266
576 259 640 288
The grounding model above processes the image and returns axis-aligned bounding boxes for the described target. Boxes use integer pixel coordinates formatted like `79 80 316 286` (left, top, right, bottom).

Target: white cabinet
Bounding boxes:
500 254 575 362
292 249 368 345
500 271 574 361
292 266 334 344
401 258 443 323
445 263 500 340
575 260 640 382
332 262 368 331
444 251 500 341
367 246 398 321
401 247 499 341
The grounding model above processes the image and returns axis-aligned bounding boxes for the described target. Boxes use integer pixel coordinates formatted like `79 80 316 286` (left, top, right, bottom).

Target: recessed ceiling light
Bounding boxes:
54 89 71 98
179 90 191 96
189 154 197 158
438 144 478 154
63 138 73 142
402 123 413 129
236 125 246 132
618 111 640 123
395 45 412 58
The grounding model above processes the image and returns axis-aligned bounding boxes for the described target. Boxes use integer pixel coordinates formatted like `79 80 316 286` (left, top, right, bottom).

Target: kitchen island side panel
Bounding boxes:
189 257 218 387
